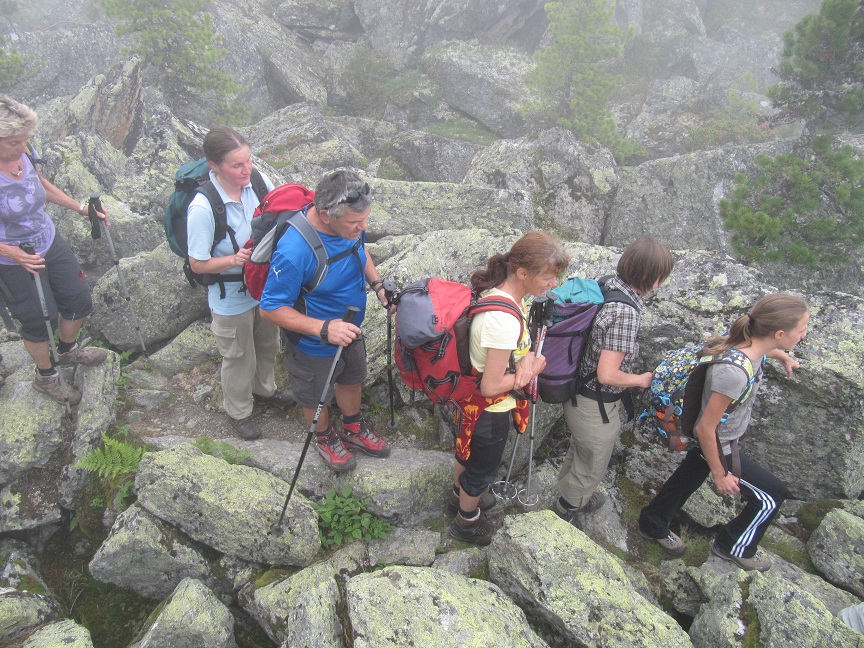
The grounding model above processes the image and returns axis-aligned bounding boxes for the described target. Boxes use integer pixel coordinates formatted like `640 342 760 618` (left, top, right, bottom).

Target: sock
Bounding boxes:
342 412 361 434
558 496 577 511
452 485 460 497
36 366 57 377
316 426 332 441
57 340 76 354
458 507 480 521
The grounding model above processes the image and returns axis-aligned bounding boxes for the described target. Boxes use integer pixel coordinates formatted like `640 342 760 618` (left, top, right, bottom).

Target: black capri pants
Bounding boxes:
457 409 511 497
0 233 94 342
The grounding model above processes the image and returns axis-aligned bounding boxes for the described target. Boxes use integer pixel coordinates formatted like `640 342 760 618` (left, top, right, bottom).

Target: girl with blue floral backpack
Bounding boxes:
638 293 808 572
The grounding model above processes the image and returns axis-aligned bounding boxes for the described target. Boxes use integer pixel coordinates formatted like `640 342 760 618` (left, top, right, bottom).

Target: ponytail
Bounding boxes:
701 293 809 355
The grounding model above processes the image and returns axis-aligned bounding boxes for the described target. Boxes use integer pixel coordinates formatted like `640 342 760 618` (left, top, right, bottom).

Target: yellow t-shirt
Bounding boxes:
469 287 530 412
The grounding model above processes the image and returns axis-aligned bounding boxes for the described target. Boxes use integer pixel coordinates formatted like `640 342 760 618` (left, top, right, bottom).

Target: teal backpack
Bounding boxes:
164 158 267 296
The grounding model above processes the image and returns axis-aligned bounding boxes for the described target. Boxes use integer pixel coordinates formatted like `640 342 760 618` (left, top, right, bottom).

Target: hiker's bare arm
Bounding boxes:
695 391 739 494
363 254 388 309
596 350 653 389
0 242 43 274
480 349 545 397
37 172 107 221
188 248 251 274
768 349 799 378
258 305 360 347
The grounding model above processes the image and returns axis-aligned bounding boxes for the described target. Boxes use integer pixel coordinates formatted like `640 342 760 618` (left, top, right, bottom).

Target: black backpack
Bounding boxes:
163 158 268 298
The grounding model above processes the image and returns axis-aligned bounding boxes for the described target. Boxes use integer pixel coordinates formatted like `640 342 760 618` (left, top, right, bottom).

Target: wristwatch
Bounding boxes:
320 319 330 343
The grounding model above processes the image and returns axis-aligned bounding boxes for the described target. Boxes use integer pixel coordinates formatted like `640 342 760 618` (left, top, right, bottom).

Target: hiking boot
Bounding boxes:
554 492 606 525
446 490 498 517
448 511 495 546
639 529 686 556
231 416 262 440
57 345 108 366
32 371 82 406
711 540 772 572
317 430 357 472
253 388 296 407
339 419 391 458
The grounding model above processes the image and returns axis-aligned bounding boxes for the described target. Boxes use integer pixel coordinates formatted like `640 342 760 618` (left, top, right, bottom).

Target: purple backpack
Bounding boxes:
538 276 636 403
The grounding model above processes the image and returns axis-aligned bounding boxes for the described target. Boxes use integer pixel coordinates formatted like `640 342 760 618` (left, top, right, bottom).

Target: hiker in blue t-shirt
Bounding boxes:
187 127 287 441
0 95 109 406
259 170 391 471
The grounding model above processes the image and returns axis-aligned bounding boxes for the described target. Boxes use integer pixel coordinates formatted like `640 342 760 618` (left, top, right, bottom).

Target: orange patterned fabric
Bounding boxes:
454 390 529 462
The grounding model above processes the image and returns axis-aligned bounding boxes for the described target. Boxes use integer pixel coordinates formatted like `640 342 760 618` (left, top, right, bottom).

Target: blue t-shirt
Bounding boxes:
259 225 367 357
186 169 274 315
0 149 54 263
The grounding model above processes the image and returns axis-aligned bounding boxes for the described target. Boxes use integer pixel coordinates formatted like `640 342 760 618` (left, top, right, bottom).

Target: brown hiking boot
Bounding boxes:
448 510 495 546
57 345 108 366
32 371 82 405
711 540 772 572
639 529 686 556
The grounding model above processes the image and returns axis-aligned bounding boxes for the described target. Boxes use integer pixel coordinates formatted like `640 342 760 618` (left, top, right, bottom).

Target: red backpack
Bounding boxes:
394 278 525 405
243 183 323 301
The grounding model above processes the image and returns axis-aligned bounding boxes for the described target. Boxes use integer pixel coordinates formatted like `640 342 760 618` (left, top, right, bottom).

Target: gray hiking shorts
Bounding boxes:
282 335 367 408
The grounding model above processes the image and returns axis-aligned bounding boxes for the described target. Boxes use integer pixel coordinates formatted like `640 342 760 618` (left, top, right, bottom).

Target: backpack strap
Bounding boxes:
467 296 526 381
684 349 760 477
250 168 268 202
24 143 40 168
281 214 365 345
578 278 639 423
192 180 242 299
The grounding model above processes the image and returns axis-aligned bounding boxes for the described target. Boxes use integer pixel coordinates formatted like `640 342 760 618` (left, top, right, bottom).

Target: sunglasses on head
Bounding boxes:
330 182 370 209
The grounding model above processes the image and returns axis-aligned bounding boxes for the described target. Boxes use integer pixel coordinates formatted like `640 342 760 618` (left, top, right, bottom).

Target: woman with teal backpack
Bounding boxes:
555 237 674 524
638 293 807 571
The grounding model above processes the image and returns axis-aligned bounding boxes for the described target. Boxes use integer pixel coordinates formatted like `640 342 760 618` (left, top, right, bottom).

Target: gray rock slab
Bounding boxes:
488 511 691 647
88 505 212 600
367 527 440 567
346 566 548 647
20 619 93 648
808 508 864 599
240 542 368 647
135 443 320 566
130 578 237 648
145 320 219 376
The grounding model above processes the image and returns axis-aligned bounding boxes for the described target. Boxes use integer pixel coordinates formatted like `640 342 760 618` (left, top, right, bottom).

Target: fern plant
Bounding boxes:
75 434 144 480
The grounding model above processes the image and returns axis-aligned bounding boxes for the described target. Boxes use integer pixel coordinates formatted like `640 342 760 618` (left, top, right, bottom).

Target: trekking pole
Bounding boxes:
518 292 555 510
89 195 146 352
20 243 72 414
382 279 399 430
270 306 360 536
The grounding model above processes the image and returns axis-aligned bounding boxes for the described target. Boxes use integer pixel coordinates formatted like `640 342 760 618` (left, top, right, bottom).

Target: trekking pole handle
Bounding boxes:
381 279 397 309
19 242 35 256
87 195 103 240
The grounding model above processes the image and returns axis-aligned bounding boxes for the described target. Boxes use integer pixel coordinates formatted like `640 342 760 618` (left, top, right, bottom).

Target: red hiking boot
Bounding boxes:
316 429 357 472
339 419 391 458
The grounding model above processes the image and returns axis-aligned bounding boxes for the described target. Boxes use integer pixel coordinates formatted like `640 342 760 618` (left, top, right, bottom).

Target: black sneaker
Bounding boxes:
554 492 606 526
448 511 495 546
446 490 497 517
253 388 296 407
231 416 262 440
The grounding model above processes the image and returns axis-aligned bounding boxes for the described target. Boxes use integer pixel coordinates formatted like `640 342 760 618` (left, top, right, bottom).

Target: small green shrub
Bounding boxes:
192 436 252 465
312 486 393 547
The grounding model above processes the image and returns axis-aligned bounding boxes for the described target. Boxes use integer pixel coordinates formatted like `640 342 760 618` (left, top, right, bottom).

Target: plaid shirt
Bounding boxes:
578 275 644 395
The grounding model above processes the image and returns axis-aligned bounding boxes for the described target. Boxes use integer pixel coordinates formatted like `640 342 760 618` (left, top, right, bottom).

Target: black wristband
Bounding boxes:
369 279 384 292
320 319 330 343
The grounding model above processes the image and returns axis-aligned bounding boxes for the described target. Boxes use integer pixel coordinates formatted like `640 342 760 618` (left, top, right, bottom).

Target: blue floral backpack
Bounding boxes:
641 344 762 460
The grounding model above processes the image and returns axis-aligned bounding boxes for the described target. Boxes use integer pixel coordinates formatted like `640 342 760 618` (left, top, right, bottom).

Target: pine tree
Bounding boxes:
522 0 641 159
769 0 864 129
